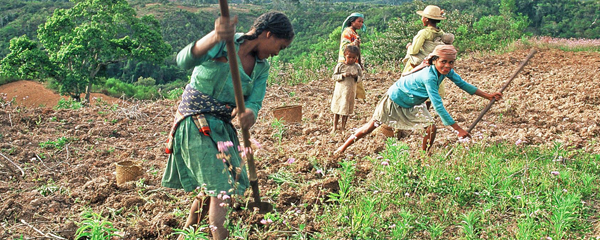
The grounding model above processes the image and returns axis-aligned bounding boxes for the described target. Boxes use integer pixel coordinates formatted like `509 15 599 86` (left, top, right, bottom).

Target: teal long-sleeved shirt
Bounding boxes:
387 66 477 126
176 33 269 115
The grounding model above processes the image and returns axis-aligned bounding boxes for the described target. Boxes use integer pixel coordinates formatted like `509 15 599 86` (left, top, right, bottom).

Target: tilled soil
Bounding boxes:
0 48 599 239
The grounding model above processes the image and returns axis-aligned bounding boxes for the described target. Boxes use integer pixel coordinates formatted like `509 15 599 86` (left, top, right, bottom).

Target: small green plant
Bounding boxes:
36 179 65 197
460 210 481 239
54 98 83 110
149 165 159 177
75 210 120 240
269 169 296 186
39 137 75 150
173 207 187 218
172 225 210 240
328 160 355 204
35 116 42 125
271 118 286 144
0 94 16 108
551 192 580 239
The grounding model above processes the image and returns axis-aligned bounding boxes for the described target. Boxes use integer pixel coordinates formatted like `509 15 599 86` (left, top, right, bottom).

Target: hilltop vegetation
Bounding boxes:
0 0 599 96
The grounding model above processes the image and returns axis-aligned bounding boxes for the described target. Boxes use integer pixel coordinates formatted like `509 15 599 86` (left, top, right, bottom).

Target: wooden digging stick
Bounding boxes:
444 49 537 160
466 48 537 133
218 0 273 213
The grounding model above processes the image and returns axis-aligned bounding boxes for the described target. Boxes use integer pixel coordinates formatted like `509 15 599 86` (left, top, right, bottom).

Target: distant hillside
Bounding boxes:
1 0 598 86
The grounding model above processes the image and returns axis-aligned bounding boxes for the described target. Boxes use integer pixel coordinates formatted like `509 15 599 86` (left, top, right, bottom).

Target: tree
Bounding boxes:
37 0 171 102
0 35 55 80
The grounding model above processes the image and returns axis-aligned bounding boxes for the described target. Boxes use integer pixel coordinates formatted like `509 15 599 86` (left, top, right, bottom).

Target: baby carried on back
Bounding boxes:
402 32 454 68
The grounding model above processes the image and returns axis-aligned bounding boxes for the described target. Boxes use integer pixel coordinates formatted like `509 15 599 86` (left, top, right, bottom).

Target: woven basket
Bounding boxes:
272 105 302 124
115 160 142 185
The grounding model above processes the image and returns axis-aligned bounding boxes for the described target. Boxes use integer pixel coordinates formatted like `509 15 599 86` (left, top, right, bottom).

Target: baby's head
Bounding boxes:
344 45 360 64
441 33 455 45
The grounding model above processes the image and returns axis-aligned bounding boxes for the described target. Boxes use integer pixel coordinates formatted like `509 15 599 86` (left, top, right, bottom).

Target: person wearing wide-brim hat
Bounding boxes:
402 5 451 104
403 5 447 73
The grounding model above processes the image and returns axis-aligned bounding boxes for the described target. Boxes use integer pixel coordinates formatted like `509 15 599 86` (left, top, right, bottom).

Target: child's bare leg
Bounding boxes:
341 115 349 131
421 124 437 152
332 114 340 133
178 197 210 240
335 119 378 154
208 196 229 240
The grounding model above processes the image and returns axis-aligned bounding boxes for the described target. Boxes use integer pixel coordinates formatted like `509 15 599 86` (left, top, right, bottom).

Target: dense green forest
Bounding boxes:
1 0 599 99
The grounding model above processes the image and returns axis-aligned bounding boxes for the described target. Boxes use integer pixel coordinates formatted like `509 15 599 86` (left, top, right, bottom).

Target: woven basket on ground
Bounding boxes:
115 160 142 185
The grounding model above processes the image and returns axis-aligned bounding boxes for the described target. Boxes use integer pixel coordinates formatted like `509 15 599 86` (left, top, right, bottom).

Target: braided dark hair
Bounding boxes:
240 11 294 41
346 16 360 27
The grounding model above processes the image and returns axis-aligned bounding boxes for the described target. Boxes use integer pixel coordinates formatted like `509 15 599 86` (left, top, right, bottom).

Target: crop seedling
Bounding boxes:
54 98 83 110
271 118 286 144
172 226 210 240
36 179 66 197
39 137 75 150
75 209 120 240
460 210 481 239
328 160 355 205
269 169 296 186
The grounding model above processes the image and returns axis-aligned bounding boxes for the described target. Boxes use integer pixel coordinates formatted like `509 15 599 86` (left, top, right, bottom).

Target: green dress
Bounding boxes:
161 33 269 196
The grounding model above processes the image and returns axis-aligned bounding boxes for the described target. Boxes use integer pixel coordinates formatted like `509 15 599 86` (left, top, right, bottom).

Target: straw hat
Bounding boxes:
417 5 446 20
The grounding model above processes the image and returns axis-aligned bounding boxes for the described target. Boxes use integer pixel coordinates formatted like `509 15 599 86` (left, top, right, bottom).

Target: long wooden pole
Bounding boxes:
217 0 262 205
466 49 537 133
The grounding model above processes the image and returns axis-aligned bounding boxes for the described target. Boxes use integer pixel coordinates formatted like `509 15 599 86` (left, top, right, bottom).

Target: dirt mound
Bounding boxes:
0 48 599 239
0 80 122 108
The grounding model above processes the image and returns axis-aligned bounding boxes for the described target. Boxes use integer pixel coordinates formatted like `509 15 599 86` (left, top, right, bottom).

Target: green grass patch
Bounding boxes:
318 139 599 239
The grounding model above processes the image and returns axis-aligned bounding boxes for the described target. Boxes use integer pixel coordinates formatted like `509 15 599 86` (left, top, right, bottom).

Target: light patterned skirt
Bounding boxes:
372 95 434 130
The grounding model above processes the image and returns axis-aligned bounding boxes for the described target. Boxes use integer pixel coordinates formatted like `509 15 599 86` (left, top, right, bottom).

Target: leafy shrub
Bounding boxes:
103 77 159 100
54 98 83 110
165 88 183 100
135 76 156 87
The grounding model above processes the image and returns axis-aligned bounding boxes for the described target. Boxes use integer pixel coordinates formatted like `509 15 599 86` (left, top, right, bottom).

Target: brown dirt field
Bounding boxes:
0 48 599 239
0 80 122 108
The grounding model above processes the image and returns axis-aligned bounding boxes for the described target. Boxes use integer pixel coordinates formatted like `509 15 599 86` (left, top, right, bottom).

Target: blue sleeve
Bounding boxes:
446 70 477 95
244 62 270 115
176 41 226 70
423 76 455 126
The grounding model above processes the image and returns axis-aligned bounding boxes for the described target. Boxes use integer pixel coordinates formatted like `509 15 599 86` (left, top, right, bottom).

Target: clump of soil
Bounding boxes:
0 48 598 239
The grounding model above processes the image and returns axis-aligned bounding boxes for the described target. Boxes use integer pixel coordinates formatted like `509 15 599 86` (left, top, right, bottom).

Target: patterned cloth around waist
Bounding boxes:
165 84 234 154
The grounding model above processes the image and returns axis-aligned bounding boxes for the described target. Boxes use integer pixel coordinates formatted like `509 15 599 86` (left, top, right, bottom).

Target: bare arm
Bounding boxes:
474 89 503 101
191 16 238 58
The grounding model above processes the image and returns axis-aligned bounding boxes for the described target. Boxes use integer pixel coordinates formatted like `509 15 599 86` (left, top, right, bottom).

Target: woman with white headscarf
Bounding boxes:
335 45 503 154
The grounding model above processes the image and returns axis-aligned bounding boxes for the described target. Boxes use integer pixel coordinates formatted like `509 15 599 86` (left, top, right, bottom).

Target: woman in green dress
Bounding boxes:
162 12 294 239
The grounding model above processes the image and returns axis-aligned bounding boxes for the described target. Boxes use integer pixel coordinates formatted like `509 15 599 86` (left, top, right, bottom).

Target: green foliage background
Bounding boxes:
0 0 599 97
